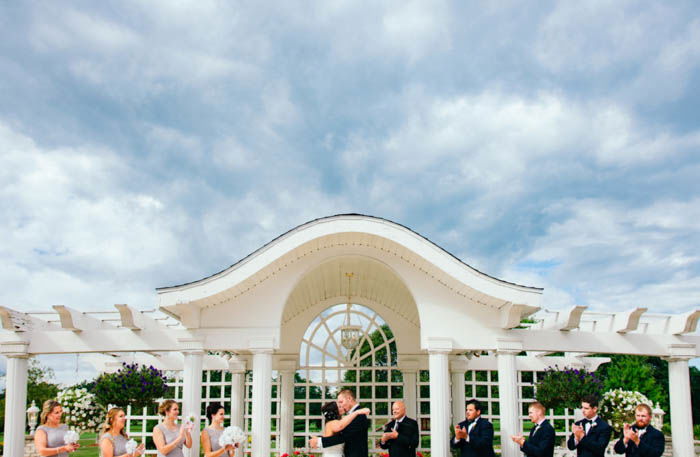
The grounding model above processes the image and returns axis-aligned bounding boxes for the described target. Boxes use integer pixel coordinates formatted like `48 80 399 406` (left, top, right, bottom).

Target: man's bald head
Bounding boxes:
392 401 406 420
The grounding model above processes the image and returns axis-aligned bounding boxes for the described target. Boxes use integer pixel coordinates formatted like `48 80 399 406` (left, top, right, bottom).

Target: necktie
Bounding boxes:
392 421 399 432
530 425 539 437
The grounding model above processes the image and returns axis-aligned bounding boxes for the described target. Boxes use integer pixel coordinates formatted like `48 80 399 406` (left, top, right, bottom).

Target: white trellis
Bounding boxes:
1 214 698 457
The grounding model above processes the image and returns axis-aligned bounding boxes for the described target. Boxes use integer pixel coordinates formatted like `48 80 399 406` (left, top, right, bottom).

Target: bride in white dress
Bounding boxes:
320 401 370 457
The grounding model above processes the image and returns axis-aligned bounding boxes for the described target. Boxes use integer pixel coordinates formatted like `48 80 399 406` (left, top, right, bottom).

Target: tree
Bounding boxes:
27 358 60 409
596 355 668 412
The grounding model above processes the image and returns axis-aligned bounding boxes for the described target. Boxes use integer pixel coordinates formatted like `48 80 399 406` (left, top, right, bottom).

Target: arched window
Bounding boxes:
294 304 401 451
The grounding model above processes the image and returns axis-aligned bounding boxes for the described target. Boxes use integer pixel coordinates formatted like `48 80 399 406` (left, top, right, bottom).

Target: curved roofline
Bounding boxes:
157 213 542 292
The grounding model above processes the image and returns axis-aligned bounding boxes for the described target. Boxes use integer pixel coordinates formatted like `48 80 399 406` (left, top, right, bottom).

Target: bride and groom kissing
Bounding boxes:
309 389 370 457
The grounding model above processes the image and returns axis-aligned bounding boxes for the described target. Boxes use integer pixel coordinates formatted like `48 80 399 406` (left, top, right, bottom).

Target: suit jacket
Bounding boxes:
567 417 612 457
379 416 419 457
321 407 369 457
612 425 664 457
521 419 555 457
450 417 496 457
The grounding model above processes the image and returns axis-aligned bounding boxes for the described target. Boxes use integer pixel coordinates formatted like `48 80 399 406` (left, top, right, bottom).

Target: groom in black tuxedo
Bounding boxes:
310 389 369 457
567 395 612 457
613 404 664 457
511 402 555 457
379 400 419 457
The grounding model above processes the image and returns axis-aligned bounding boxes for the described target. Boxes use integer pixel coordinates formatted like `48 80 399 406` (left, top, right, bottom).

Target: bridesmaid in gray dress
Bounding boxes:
99 407 145 457
153 400 192 457
34 400 80 457
201 402 237 457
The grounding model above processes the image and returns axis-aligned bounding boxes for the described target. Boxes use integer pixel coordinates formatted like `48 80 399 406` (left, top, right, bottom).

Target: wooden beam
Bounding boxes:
559 305 588 331
668 309 700 335
613 307 647 333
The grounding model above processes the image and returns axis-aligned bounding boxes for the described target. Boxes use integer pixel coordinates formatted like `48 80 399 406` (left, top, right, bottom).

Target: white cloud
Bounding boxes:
521 198 700 313
0 122 185 310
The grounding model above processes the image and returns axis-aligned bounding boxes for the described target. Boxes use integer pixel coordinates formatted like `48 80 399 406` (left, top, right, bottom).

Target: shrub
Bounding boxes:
92 363 169 410
535 366 604 410
599 389 652 433
57 387 104 432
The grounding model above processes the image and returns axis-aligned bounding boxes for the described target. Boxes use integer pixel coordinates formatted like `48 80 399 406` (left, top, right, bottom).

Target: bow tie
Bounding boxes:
582 419 593 425
633 426 647 433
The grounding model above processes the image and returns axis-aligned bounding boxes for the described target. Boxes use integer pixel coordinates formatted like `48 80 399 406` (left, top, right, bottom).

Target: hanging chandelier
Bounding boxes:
340 272 362 356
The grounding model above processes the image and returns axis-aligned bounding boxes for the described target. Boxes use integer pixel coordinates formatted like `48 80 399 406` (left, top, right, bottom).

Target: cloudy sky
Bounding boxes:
1 1 699 383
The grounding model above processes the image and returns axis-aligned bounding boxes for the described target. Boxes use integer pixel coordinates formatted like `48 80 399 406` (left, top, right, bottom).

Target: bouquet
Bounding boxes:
184 413 197 429
219 425 246 448
125 439 138 455
63 430 80 445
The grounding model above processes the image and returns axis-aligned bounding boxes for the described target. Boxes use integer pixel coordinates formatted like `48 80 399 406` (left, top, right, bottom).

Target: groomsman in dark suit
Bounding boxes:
451 399 496 457
613 404 664 457
511 402 555 457
379 400 419 457
567 395 612 457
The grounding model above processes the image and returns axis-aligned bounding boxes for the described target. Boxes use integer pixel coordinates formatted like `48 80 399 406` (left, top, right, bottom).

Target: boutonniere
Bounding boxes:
590 421 597 428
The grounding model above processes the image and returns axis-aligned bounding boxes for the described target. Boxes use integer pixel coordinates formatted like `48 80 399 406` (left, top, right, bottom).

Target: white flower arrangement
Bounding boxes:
218 425 246 448
600 389 652 432
125 439 138 455
63 430 80 445
57 387 105 433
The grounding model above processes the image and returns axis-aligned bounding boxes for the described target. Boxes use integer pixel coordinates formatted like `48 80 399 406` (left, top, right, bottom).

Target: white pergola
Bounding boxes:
2 214 698 457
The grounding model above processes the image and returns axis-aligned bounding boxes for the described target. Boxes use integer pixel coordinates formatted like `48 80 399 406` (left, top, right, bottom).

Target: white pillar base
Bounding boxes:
666 355 694 457
251 349 273 457
278 360 297 456
497 345 521 457
427 338 452 457
183 351 204 457
3 354 29 457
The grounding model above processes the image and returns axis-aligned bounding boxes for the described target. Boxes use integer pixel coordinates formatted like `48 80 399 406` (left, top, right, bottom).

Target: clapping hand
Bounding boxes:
132 443 146 457
623 424 640 445
381 431 398 442
454 425 467 440
572 424 585 441
510 435 525 446
65 443 80 453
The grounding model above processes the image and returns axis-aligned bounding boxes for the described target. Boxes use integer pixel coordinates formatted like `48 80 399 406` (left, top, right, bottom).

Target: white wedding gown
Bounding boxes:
322 442 344 457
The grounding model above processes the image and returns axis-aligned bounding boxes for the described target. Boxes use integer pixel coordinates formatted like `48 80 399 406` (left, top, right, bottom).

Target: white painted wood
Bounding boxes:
3 355 29 457
251 348 273 457
666 346 695 457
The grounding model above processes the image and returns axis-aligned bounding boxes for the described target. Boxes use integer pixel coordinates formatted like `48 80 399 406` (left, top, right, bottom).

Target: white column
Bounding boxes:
251 346 273 457
278 360 297 456
665 345 695 457
427 338 452 457
400 359 419 420
2 351 29 457
182 350 204 457
450 356 468 425
496 341 521 457
228 358 247 429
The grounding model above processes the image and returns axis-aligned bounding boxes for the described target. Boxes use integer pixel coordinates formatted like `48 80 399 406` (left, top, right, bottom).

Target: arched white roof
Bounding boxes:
156 214 543 312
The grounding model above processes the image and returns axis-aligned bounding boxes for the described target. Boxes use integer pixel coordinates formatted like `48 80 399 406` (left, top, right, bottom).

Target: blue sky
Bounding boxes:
1 1 699 383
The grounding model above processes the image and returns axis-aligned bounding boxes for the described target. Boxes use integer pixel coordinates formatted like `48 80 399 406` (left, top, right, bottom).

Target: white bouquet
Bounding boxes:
125 439 138 455
184 413 197 428
218 425 246 448
63 430 80 445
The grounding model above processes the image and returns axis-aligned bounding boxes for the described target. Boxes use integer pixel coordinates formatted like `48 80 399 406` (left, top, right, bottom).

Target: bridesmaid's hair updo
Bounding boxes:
206 402 225 423
321 401 340 422
101 407 128 438
158 399 178 416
